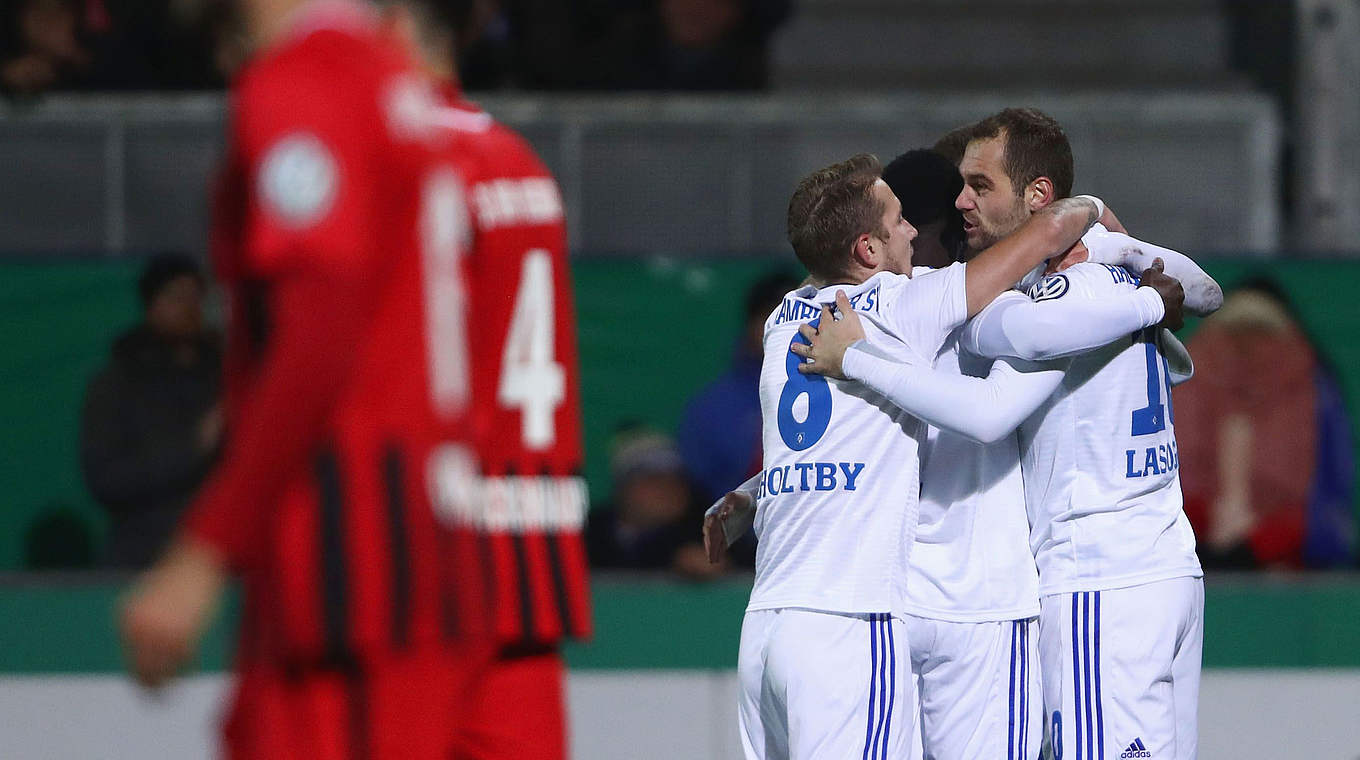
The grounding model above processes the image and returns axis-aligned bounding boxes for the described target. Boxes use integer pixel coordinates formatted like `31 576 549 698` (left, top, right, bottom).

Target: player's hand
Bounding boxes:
1139 258 1185 332
704 490 752 564
119 537 226 689
790 291 864 380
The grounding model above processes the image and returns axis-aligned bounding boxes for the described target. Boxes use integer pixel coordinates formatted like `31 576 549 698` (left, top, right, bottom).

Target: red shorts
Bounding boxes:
223 647 492 760
458 645 567 760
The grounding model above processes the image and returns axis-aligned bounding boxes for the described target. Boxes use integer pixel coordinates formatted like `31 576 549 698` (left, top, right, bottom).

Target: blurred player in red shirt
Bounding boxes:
382 2 592 757
119 1 498 758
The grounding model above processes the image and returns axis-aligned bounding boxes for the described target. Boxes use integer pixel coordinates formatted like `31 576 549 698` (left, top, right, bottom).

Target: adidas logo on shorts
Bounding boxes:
1120 737 1151 758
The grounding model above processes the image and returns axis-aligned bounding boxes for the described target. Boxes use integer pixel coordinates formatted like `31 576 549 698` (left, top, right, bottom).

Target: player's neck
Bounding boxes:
1045 241 1090 274
808 272 870 290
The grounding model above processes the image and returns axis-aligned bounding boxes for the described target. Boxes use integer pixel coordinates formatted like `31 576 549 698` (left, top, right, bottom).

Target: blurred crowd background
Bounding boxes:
1 0 796 94
0 1 1299 97
2 0 1359 581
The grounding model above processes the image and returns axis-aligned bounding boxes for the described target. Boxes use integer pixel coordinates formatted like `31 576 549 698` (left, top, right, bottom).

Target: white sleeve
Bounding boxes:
879 262 969 359
960 283 1164 361
703 472 762 546
1162 328 1195 386
841 343 1065 444
1083 229 1224 316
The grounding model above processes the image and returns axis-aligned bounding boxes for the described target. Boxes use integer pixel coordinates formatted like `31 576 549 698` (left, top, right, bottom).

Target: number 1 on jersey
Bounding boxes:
499 250 565 449
422 168 470 417
1130 328 1175 436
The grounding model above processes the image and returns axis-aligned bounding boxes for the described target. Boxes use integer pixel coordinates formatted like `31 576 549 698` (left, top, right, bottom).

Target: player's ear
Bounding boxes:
852 233 875 269
1028 177 1055 211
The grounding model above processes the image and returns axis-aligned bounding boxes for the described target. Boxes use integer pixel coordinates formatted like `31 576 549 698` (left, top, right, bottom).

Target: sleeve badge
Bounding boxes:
257 133 338 228
1027 273 1070 302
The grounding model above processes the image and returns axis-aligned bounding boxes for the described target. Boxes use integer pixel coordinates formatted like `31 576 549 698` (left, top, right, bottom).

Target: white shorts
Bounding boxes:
1038 577 1204 760
906 615 1041 760
738 608 911 760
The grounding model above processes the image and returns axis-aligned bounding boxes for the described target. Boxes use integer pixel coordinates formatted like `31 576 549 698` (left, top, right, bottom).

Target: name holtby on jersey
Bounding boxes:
758 462 867 497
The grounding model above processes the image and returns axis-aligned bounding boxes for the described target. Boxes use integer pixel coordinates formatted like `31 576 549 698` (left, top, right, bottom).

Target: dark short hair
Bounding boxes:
970 108 1073 199
932 122 977 166
786 154 886 282
882 149 966 260
138 253 202 307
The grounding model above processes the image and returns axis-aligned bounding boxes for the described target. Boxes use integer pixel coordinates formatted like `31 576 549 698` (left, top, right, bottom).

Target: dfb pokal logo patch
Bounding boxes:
258 133 338 228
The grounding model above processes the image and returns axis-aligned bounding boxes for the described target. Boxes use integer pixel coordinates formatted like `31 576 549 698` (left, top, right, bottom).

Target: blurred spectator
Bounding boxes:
80 253 222 569
1175 278 1356 569
587 425 725 578
1 0 224 97
447 0 517 89
470 0 792 90
677 270 798 506
3 0 791 92
647 0 792 89
24 504 95 570
1 0 91 96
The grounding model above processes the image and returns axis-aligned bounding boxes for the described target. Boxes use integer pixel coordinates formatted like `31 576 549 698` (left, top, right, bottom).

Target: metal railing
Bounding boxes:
0 91 1282 257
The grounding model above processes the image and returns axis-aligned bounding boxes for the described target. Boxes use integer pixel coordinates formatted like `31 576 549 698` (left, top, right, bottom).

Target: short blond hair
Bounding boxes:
786 154 886 281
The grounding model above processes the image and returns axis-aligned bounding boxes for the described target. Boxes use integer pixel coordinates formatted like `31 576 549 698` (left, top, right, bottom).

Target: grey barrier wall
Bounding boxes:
0 92 1280 258
3 671 1359 760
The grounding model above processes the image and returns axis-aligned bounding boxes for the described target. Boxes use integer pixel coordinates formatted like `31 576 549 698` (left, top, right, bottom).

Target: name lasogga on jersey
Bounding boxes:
1125 441 1180 479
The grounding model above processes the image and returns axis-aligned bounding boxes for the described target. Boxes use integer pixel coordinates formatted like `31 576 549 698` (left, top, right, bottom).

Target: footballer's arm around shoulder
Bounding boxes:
961 196 1101 318
962 278 1165 362
842 344 1065 444
1083 229 1223 315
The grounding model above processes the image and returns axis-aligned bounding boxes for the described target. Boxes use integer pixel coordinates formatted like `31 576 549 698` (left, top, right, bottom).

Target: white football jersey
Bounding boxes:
907 336 1041 623
990 263 1203 596
748 264 968 617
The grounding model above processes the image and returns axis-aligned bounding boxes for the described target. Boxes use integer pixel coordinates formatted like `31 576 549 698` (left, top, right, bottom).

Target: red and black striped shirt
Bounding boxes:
434 94 593 646
185 8 492 666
